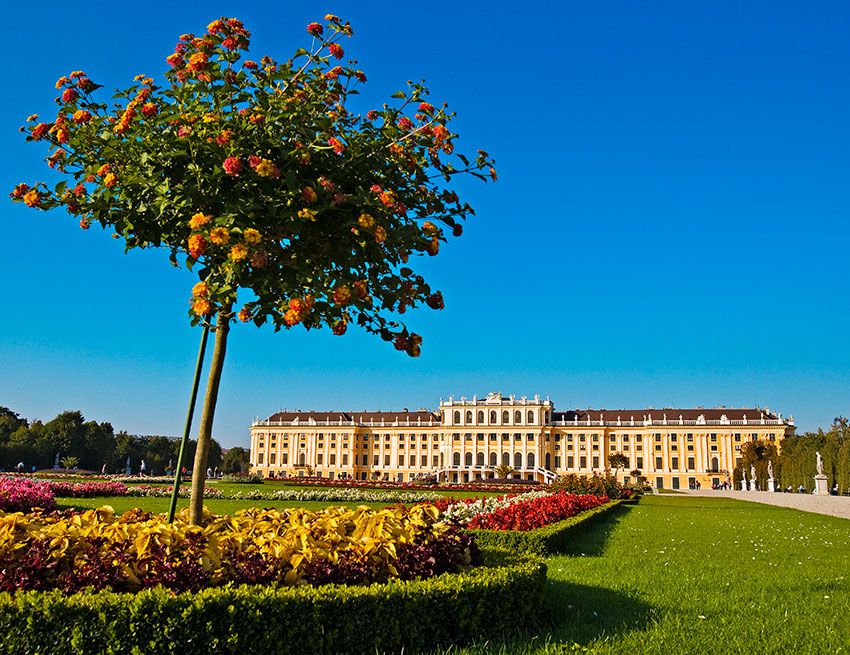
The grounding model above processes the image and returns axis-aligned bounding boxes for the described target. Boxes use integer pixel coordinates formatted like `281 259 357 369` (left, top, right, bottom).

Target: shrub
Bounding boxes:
0 504 476 593
0 556 545 655
0 477 55 513
470 500 623 555
220 473 264 484
551 472 624 498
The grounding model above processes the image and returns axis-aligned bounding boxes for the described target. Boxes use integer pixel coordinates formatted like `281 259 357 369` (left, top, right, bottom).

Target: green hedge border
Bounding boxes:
469 499 625 555
0 558 546 655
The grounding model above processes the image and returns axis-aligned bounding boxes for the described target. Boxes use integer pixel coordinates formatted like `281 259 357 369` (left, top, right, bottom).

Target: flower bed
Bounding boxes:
125 485 223 498
47 481 128 498
0 477 56 512
0 504 476 593
229 487 444 504
0 555 545 655
466 492 609 531
432 490 552 525
470 499 623 555
273 476 543 493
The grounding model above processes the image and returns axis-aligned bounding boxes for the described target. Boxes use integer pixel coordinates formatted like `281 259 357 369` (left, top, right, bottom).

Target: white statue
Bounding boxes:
767 460 774 478
750 464 756 482
816 451 824 476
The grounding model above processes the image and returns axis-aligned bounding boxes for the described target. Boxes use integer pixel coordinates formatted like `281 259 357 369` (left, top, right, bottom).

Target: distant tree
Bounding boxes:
222 447 250 474
494 463 515 479
59 455 79 469
735 440 779 489
608 452 629 476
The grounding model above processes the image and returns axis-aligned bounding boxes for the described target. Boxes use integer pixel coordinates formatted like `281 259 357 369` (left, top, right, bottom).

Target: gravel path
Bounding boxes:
679 489 850 520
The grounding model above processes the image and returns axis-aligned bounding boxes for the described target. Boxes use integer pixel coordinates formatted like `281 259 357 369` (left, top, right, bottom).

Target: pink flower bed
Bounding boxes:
48 481 129 498
466 492 609 531
0 477 56 512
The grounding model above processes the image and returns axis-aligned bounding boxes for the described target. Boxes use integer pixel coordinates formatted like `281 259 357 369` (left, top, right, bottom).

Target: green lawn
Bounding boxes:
204 479 503 499
452 495 850 654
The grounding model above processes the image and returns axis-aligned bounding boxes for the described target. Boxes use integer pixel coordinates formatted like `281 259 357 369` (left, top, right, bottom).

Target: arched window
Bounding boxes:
490 411 497 424
544 411 550 423
465 452 473 466
454 411 461 424
466 410 473 423
489 452 497 467
527 452 535 469
502 410 510 424
515 410 522 423
476 452 484 466
502 452 510 466
298 452 306 466
514 452 523 469
545 453 551 470
528 410 534 424
711 456 719 471
452 452 460 467
477 411 484 423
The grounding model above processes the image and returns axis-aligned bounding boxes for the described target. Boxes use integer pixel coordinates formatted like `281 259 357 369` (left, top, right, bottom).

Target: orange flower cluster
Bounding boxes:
248 156 281 178
283 295 315 326
113 82 154 135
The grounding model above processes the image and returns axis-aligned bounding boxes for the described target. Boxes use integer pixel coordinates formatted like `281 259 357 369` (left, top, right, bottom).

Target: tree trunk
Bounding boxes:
189 310 230 525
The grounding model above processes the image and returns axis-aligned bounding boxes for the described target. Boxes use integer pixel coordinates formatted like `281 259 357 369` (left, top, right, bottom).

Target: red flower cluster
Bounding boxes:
466 492 609 532
0 477 56 513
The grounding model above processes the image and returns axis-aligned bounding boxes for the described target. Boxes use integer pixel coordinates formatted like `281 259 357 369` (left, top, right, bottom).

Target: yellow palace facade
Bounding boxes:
249 392 796 489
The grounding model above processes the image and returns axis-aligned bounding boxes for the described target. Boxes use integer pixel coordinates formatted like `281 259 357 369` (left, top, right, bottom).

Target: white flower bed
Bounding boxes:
229 488 445 504
439 490 552 525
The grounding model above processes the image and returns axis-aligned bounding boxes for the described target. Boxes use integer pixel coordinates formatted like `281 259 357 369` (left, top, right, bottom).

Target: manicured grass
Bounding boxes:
205 479 505 499
56 496 384 514
449 495 850 654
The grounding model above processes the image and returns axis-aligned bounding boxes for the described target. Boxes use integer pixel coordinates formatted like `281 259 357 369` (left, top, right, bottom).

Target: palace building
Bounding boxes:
249 392 796 489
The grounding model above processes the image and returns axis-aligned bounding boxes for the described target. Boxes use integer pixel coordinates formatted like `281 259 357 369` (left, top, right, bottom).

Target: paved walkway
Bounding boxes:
679 489 850 520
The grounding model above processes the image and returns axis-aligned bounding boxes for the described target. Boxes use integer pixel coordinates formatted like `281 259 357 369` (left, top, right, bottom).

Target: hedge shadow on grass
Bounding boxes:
556 503 634 557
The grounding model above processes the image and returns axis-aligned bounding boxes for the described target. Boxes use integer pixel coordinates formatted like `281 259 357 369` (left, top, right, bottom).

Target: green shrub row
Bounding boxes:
469 499 624 555
0 558 546 655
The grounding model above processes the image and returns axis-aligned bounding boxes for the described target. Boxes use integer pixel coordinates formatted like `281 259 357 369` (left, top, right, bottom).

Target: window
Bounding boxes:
567 456 573 468
477 433 484 442
687 457 694 470
373 455 379 465
317 454 323 465
671 477 680 490
655 434 662 442
409 455 415 466
655 456 662 470
636 457 643 469
270 453 276 464
579 456 587 468
476 452 484 466
514 433 522 441
502 452 510 465
527 410 534 423
362 454 368 465
477 410 484 423
527 433 534 442
515 410 522 423
282 453 288 465
384 455 390 466
671 457 678 469
465 452 473 466
490 411 497 423
465 433 472 442
502 410 510 423
555 456 561 468
670 434 677 442
592 456 599 468
342 454 348 465
514 452 522 469
452 452 460 466
489 452 497 466
421 455 427 466
527 452 535 468
258 453 264 464
454 411 461 423
432 455 439 466
466 410 473 423
329 454 336 465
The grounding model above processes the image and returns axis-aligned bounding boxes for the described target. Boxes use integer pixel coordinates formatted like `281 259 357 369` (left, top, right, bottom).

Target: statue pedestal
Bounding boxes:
748 480 758 492
766 477 777 492
739 481 747 491
814 475 829 495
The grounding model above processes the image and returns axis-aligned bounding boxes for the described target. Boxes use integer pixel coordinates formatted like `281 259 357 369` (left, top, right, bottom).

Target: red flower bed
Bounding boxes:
278 477 541 494
466 492 608 531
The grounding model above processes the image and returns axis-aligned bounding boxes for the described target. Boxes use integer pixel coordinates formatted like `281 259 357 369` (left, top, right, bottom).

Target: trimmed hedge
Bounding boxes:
0 558 546 654
469 499 624 555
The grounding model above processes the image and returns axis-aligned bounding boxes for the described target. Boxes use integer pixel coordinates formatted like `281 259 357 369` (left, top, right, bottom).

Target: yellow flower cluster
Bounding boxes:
0 504 449 590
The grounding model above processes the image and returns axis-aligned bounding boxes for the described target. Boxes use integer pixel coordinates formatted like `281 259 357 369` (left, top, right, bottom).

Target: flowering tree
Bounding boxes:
11 16 495 524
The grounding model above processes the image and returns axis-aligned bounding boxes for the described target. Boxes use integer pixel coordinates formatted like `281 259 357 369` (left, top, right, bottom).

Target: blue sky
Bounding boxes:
2 1 849 447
